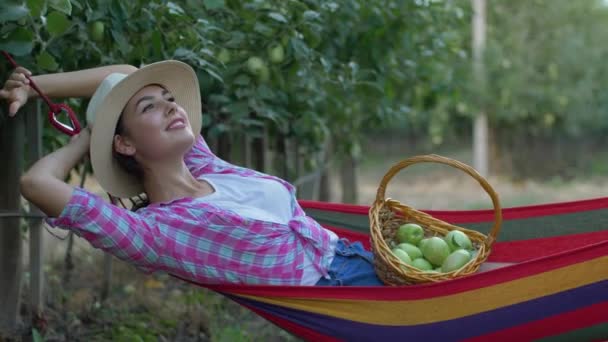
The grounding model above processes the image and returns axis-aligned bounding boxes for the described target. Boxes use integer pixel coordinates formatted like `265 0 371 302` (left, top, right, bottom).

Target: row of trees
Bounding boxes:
0 0 468 336
0 0 468 164
3 0 608 338
3 0 608 178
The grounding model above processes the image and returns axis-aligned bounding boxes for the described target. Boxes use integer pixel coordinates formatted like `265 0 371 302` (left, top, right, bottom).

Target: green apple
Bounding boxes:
218 48 231 64
396 223 424 245
419 238 431 250
392 248 412 265
268 44 285 64
411 258 433 271
246 56 265 75
397 243 422 260
441 249 472 273
444 230 473 252
420 237 451 266
90 21 105 42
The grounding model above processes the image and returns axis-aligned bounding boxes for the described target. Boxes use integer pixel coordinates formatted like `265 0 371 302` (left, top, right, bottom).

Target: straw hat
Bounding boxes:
87 60 202 198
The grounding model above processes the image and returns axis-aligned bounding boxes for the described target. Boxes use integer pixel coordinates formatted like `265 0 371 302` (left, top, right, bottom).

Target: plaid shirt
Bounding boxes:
46 135 335 285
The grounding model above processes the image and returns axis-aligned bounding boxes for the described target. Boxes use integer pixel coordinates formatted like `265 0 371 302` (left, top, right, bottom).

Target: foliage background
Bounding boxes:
3 0 608 340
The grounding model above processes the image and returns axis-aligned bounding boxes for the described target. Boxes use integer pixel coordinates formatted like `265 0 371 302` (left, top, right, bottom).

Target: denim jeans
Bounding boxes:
315 239 384 286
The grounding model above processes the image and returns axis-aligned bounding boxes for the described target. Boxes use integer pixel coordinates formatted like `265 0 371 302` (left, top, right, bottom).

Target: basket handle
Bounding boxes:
374 154 502 247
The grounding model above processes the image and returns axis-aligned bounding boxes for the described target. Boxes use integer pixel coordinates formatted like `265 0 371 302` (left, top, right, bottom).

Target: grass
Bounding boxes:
21 248 300 342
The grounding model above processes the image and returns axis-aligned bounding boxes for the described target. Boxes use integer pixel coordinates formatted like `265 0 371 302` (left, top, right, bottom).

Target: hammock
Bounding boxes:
177 197 608 341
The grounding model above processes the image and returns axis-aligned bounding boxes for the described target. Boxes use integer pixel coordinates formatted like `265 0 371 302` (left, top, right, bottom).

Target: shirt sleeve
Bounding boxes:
45 187 160 272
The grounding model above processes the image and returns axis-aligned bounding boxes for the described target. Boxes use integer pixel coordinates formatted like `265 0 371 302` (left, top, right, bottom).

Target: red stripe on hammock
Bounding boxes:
299 197 608 223
202 240 608 301
464 301 608 341
323 225 608 263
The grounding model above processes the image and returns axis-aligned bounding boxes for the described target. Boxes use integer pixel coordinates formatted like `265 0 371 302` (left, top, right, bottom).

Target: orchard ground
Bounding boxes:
21 141 608 341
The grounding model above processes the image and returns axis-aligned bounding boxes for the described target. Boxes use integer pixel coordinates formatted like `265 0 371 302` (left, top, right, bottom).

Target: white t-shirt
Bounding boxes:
194 173 337 285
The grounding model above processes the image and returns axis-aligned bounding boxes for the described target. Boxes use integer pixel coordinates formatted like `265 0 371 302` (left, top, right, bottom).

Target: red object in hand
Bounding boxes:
48 103 82 136
2 51 82 136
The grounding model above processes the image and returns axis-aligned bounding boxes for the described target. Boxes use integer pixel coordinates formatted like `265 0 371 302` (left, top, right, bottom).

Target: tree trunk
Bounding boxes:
250 127 268 173
318 137 332 202
340 154 358 204
273 134 288 179
472 0 489 177
217 132 232 162
0 110 25 338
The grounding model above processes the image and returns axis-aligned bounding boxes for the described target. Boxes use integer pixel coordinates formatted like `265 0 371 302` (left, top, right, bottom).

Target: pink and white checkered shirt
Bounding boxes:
46 135 335 285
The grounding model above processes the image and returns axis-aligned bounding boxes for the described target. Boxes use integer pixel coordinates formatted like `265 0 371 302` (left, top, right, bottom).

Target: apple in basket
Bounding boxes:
396 243 423 260
397 223 424 245
441 249 473 273
420 237 451 266
411 258 433 271
392 248 412 265
444 230 473 252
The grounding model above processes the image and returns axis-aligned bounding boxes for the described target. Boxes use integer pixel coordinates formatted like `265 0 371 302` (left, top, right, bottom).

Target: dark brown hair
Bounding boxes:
112 113 149 210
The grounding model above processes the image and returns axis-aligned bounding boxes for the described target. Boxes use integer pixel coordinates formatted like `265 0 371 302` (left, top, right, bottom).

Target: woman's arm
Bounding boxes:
20 128 91 217
1 64 138 116
28 64 138 99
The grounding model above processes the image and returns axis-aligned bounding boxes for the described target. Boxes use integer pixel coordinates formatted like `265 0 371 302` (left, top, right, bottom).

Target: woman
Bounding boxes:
1 60 383 286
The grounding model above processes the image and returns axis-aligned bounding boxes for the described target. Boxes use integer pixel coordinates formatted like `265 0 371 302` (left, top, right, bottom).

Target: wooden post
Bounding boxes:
0 105 25 337
25 101 45 326
472 0 489 177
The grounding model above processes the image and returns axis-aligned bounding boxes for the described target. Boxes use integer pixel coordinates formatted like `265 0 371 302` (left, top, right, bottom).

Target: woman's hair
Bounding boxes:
112 113 144 178
112 113 150 211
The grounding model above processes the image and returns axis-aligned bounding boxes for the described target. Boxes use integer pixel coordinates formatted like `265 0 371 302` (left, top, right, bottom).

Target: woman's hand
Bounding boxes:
0 67 32 116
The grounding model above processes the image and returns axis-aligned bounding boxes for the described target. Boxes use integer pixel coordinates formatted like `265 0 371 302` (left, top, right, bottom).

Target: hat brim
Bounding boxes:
90 60 202 198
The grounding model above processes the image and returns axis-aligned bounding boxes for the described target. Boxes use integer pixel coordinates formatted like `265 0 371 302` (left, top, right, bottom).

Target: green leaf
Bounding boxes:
0 27 34 56
166 2 185 15
36 50 58 71
256 85 275 100
203 0 224 10
208 94 231 105
111 29 132 55
268 12 288 23
302 10 320 21
253 22 274 37
203 67 223 83
27 0 46 18
290 38 310 60
224 101 250 118
48 0 70 15
0 3 30 22
151 30 162 57
233 74 251 86
46 11 71 36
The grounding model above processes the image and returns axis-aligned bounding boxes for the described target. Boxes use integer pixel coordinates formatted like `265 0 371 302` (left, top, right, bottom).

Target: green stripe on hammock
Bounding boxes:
304 207 608 242
536 322 608 342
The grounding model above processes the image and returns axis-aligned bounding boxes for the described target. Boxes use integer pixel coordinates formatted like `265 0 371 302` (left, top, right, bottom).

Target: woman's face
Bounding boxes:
114 85 195 163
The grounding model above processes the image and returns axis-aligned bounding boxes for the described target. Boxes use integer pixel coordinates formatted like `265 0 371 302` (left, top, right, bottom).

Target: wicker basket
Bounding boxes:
369 154 502 285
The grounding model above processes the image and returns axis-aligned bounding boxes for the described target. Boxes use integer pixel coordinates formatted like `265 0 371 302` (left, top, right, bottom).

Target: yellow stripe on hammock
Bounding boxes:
234 255 608 326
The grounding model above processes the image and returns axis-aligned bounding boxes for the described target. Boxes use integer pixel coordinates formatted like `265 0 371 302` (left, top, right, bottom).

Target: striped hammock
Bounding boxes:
180 198 608 341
